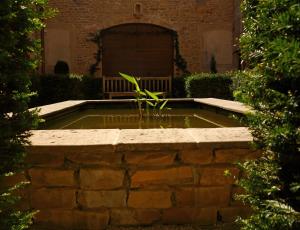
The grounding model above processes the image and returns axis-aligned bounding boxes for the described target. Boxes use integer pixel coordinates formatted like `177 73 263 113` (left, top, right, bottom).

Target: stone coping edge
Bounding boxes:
31 98 250 118
29 127 252 147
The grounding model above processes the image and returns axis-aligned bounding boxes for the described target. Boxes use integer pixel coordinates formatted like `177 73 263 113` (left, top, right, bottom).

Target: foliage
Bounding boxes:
29 74 102 107
54 60 69 75
173 31 190 75
89 30 102 76
119 73 169 118
235 0 300 229
210 55 217 73
185 73 233 99
0 0 53 229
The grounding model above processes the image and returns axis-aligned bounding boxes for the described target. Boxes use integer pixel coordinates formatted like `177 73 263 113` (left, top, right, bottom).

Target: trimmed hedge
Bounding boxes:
29 74 102 107
185 73 233 99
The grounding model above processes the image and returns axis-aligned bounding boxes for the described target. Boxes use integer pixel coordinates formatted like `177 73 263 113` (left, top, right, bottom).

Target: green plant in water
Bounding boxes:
119 73 169 118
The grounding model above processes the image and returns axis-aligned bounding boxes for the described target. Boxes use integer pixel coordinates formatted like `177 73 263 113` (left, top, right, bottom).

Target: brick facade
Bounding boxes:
44 0 241 75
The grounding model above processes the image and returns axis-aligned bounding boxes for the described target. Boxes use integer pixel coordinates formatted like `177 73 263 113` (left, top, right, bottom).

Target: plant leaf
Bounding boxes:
160 99 168 110
146 100 155 107
119 72 136 85
145 89 159 101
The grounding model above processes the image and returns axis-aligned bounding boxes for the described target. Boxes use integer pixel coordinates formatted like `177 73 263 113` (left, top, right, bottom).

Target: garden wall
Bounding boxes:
19 128 257 229
44 0 241 74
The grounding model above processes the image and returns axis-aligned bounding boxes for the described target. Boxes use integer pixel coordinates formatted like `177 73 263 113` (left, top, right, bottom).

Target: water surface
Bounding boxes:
41 108 240 129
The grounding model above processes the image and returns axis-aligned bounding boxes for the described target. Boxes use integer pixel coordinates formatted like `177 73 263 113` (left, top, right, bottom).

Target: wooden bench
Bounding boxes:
103 76 172 99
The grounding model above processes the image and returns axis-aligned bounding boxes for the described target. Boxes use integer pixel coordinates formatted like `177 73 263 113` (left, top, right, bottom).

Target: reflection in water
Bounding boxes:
41 108 241 129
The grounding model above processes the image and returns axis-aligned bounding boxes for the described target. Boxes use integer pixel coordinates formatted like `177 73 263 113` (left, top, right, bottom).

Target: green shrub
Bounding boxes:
185 73 233 99
236 0 300 229
29 74 102 107
81 76 102 99
0 0 53 229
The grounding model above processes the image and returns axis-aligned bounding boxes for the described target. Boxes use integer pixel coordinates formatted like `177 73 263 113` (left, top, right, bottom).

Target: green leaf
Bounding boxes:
146 100 155 107
145 89 159 101
119 72 136 85
159 99 168 110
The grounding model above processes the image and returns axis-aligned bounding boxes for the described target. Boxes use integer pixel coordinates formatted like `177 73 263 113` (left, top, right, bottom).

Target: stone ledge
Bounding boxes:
31 100 86 117
194 98 252 114
29 127 252 147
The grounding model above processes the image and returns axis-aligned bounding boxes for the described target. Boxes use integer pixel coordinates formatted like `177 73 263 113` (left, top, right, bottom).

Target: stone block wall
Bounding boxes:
44 0 241 74
19 139 258 229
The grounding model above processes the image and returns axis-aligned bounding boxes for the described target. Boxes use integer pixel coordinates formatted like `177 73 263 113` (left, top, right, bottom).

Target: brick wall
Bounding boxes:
44 0 241 75
17 140 259 229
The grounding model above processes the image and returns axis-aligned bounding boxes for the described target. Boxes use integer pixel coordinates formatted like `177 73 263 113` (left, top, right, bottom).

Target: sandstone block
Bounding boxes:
200 167 239 186
78 190 126 208
131 166 193 188
26 147 64 167
30 188 76 209
180 148 212 164
128 191 172 209
215 148 260 163
125 151 175 165
66 149 121 165
29 169 75 187
162 207 216 225
35 209 109 230
110 209 160 225
80 169 124 189
176 186 231 207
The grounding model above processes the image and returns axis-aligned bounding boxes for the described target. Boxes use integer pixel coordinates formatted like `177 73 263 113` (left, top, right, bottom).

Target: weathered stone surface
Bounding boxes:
29 129 120 147
110 209 160 225
180 148 212 164
117 129 197 151
128 191 172 209
162 207 216 225
30 188 76 209
35 209 109 230
215 148 260 163
189 127 252 144
200 167 239 186
26 147 64 167
131 167 194 188
125 151 175 165
219 207 252 222
80 169 124 189
29 169 75 187
176 186 231 207
31 101 86 117
78 190 126 208
66 150 121 165
194 99 251 114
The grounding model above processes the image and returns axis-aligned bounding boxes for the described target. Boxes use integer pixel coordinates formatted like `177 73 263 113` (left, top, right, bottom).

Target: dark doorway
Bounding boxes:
102 23 174 77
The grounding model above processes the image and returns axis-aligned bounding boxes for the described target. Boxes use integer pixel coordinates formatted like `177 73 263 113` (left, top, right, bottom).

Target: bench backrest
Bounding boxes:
103 76 172 94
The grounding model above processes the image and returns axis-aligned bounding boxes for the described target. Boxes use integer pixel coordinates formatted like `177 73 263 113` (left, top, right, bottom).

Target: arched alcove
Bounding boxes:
102 23 174 77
